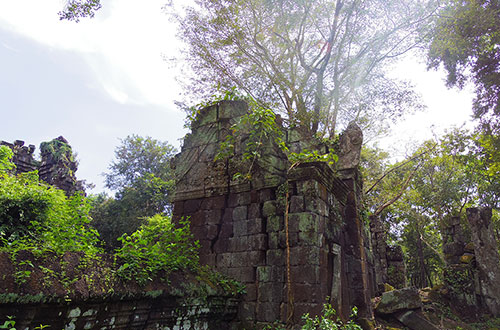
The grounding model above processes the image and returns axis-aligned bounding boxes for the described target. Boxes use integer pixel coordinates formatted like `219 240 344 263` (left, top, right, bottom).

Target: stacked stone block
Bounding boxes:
466 207 500 316
173 100 374 327
441 215 480 318
1 137 83 195
0 140 38 173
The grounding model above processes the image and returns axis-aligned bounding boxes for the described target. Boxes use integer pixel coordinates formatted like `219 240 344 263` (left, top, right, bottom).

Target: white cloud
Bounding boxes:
0 0 182 108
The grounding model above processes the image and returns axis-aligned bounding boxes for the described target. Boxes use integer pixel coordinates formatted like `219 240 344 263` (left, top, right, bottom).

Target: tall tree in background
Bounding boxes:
90 135 177 250
176 0 437 136
428 0 500 133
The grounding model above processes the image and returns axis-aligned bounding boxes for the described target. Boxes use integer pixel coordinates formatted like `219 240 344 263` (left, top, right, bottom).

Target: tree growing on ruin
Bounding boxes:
175 0 438 136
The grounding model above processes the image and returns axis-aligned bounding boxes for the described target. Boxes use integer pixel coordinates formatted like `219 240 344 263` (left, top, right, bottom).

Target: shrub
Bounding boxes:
0 171 102 257
115 215 200 285
301 304 363 330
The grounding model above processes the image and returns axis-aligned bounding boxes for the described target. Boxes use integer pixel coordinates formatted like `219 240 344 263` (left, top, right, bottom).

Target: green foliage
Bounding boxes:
92 135 177 250
301 305 362 330
373 127 500 287
214 92 339 181
59 0 102 22
0 171 102 257
427 0 500 133
216 97 289 180
105 135 176 193
0 316 16 330
288 149 339 166
115 215 200 285
185 86 244 129
193 265 246 297
264 304 362 330
40 139 74 163
0 146 15 173
175 0 431 136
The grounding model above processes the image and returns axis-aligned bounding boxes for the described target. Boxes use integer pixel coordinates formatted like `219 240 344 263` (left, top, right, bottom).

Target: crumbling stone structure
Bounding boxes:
467 207 500 316
442 209 500 318
172 100 374 327
370 215 407 293
0 140 38 173
1 136 83 195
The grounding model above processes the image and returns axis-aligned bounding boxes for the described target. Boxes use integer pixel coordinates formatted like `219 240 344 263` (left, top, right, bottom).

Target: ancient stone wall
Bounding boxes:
0 250 238 330
441 210 500 318
370 215 407 293
467 207 500 316
0 294 237 330
1 136 83 195
172 100 374 327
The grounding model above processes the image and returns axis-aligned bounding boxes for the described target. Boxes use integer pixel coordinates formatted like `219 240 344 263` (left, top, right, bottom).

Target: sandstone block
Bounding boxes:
289 195 304 213
248 234 268 250
259 188 273 203
206 224 219 240
394 310 439 330
374 288 422 315
266 249 285 266
200 195 226 210
262 200 277 217
256 302 280 322
233 206 248 221
226 267 256 283
290 246 320 266
238 302 256 320
205 209 222 225
233 220 248 237
247 218 265 234
248 203 261 219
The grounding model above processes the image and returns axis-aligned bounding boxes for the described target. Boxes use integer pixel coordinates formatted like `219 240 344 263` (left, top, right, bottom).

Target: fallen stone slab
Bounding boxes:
394 310 439 330
375 287 422 315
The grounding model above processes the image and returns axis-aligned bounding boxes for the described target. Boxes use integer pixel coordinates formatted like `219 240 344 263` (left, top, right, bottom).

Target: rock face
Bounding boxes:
1 137 83 195
172 101 375 327
467 207 500 316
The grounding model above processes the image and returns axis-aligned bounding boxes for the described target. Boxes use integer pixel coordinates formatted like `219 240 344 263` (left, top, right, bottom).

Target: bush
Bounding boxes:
0 171 102 257
302 304 362 330
115 214 200 285
265 304 363 330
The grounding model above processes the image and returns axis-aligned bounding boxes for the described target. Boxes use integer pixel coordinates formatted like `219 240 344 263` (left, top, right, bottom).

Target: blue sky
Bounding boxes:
0 0 475 193
0 0 187 193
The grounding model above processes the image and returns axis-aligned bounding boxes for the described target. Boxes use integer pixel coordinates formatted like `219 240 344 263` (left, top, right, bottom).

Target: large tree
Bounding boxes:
175 0 437 136
91 135 177 249
428 0 500 133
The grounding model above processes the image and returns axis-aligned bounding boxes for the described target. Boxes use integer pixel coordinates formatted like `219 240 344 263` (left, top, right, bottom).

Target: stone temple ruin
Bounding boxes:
1 136 84 195
172 100 375 326
2 100 500 329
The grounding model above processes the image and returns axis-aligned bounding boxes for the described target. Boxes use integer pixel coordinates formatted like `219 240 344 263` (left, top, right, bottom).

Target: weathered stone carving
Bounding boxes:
337 121 363 170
